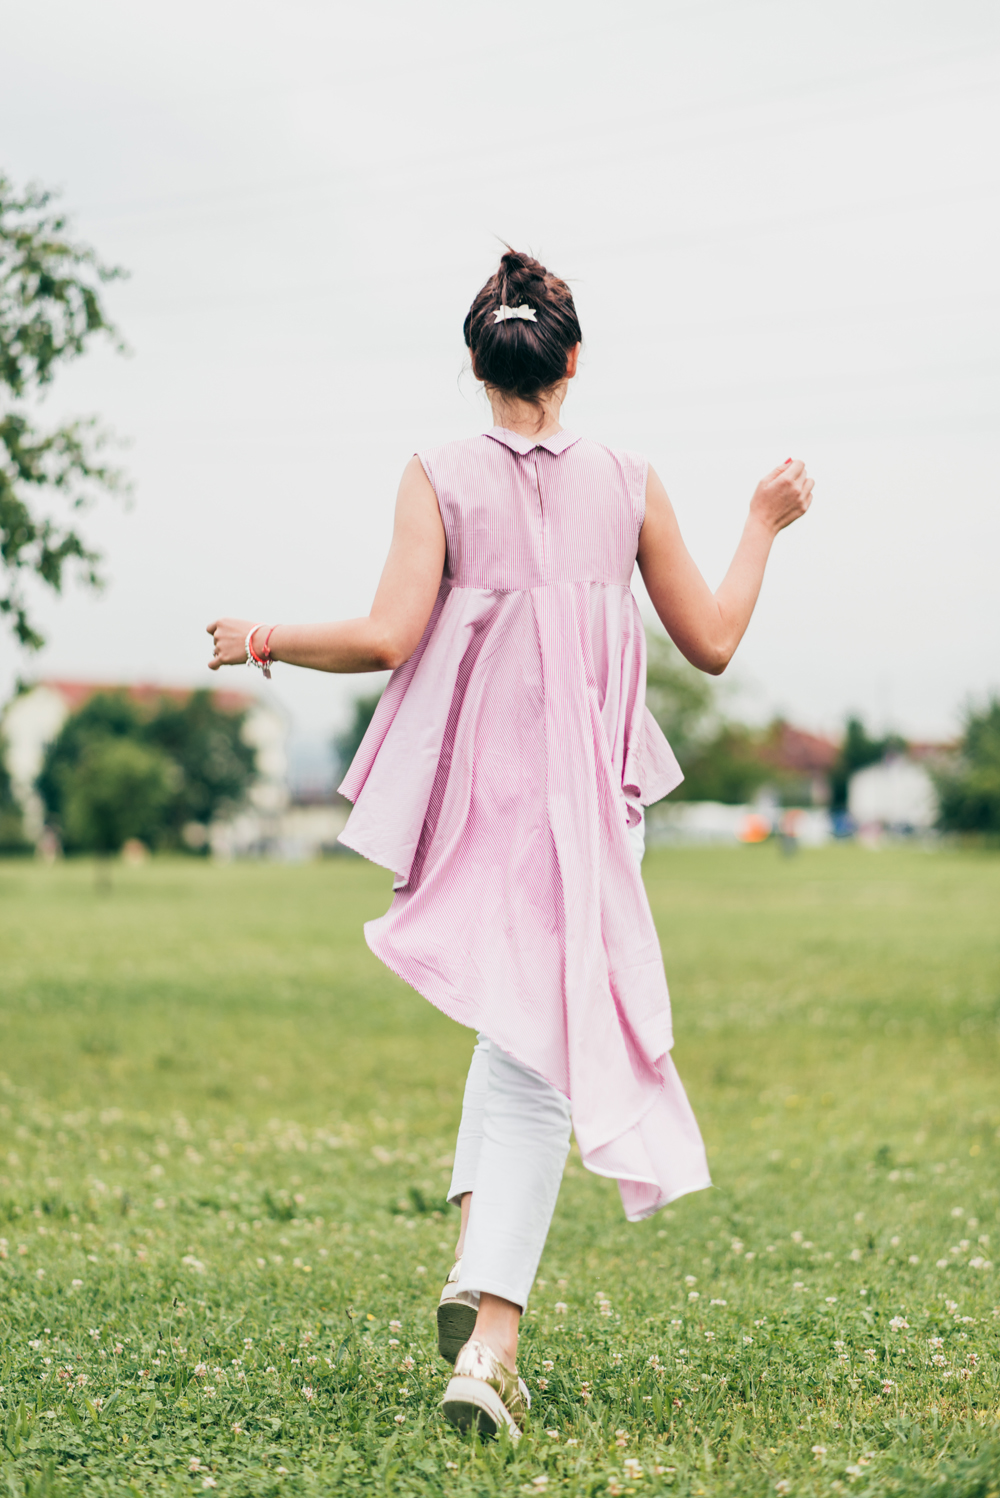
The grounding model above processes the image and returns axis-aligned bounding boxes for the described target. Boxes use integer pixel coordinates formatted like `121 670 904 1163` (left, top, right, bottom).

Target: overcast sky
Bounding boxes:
2 0 998 776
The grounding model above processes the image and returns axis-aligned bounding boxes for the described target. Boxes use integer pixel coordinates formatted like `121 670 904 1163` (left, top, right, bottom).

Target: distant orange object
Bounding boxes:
738 814 772 843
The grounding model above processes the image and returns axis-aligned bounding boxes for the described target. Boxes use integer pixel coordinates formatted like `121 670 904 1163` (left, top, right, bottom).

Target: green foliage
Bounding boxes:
62 737 176 855
644 630 715 767
0 848 998 1495
334 689 383 779
0 173 128 649
144 690 258 833
935 697 1000 834
829 717 906 813
644 634 791 804
37 689 256 851
676 723 776 805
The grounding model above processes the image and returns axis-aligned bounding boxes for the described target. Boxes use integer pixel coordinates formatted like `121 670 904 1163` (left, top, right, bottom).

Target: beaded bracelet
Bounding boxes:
245 624 276 681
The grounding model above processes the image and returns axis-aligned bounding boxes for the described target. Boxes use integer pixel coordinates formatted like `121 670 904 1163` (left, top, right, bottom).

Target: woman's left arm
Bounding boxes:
207 456 446 674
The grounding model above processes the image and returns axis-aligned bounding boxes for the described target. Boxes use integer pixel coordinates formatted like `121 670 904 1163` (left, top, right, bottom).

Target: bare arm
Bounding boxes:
207 455 446 674
637 459 814 675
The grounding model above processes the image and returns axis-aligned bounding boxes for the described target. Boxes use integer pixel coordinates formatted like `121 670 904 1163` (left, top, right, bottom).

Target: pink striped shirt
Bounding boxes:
340 427 710 1219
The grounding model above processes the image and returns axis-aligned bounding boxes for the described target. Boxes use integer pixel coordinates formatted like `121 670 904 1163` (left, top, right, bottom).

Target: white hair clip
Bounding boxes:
493 304 537 323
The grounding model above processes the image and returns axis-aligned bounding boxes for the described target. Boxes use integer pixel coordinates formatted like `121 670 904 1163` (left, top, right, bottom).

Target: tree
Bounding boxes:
334 690 383 781
1 173 128 649
144 690 257 837
644 629 715 768
644 631 775 803
828 717 906 813
62 738 176 856
37 689 257 851
934 698 1000 834
678 723 776 805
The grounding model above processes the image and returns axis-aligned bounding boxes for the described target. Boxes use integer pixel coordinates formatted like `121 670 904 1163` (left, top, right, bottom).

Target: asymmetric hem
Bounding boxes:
339 427 711 1218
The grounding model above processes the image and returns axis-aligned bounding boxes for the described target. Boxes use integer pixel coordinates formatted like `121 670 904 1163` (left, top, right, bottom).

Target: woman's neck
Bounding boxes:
488 383 567 441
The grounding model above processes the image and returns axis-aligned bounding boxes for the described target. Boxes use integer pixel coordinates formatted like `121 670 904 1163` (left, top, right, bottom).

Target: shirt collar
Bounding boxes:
486 425 582 456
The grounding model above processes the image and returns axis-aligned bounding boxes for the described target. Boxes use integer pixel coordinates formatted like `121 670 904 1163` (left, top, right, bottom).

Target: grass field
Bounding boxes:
1 845 998 1498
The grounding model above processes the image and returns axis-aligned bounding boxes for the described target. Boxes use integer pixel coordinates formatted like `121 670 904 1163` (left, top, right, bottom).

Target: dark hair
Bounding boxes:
463 249 581 404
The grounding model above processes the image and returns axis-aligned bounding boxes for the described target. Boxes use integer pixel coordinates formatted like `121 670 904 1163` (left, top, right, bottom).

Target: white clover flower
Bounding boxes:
889 1317 909 1331
554 1301 568 1314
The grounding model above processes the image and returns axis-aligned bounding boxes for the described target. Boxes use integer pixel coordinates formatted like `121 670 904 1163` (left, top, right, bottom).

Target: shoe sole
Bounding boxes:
441 1375 521 1442
437 1299 477 1364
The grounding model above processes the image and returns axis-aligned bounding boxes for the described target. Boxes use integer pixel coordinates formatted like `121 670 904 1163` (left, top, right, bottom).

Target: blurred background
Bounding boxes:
1 0 998 855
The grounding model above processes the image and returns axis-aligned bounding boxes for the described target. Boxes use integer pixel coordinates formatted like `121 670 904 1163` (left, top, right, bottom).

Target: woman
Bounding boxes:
207 248 813 1440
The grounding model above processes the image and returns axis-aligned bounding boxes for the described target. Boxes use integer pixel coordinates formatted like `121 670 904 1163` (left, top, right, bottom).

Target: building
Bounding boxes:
758 721 839 805
848 755 939 832
2 679 288 843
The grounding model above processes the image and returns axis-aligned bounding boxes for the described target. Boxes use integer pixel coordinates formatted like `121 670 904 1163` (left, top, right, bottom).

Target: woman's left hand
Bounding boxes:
207 617 258 670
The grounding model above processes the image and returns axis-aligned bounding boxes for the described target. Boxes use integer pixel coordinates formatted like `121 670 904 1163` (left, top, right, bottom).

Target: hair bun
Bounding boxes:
464 248 581 406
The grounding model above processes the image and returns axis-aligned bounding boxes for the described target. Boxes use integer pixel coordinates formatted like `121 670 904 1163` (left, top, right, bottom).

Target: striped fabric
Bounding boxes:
339 426 711 1220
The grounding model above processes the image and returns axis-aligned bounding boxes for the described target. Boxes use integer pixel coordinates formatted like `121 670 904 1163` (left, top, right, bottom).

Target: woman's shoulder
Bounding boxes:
566 438 649 497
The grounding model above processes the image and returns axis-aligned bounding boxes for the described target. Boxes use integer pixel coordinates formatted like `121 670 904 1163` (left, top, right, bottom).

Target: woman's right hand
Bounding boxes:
749 459 814 536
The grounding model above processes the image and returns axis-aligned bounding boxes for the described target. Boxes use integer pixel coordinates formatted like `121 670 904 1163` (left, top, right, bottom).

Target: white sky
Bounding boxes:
2 0 998 774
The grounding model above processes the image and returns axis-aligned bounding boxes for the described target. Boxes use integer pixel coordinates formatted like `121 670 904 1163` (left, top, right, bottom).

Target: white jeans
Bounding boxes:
447 807 645 1310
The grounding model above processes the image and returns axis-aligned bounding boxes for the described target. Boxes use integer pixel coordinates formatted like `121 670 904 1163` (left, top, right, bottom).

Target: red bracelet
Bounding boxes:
245 624 275 680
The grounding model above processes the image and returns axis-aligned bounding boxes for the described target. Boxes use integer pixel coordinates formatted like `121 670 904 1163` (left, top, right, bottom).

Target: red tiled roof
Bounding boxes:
37 680 258 714
761 722 839 774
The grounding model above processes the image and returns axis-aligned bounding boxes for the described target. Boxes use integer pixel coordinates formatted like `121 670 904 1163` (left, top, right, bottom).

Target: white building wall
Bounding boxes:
2 686 70 839
848 758 938 829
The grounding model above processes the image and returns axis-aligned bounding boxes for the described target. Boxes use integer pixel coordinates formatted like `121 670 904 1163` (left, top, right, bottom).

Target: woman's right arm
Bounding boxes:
636 459 813 675
207 455 446 674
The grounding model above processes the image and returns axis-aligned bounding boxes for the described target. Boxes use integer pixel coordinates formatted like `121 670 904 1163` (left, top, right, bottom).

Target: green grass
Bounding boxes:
1 845 999 1498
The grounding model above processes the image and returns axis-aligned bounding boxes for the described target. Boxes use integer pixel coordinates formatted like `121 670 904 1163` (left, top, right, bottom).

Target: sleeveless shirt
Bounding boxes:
339 427 710 1219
